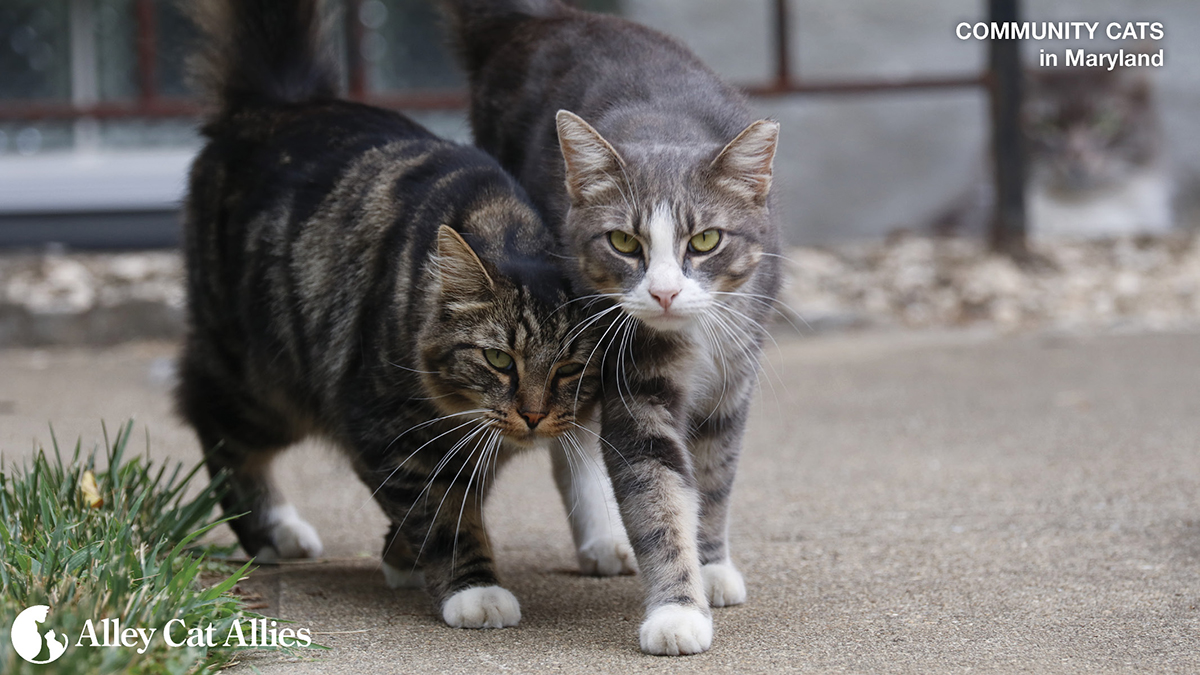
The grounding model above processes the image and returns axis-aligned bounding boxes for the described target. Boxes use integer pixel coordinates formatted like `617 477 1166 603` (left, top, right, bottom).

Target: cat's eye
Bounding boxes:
1093 109 1121 137
483 349 514 371
609 231 642 255
555 362 584 378
688 229 721 254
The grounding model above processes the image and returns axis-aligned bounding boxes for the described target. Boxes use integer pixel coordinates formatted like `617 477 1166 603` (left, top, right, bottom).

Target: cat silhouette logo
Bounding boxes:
11 605 69 664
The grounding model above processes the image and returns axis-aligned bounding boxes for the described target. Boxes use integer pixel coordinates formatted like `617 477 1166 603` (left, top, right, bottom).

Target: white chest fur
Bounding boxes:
1028 167 1173 237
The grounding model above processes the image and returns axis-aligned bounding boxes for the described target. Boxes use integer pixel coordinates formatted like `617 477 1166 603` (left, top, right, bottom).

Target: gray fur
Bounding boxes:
445 0 783 654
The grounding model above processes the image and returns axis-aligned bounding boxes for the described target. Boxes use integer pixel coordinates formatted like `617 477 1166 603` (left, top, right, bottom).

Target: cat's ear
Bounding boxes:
708 120 780 206
434 225 494 298
556 110 627 205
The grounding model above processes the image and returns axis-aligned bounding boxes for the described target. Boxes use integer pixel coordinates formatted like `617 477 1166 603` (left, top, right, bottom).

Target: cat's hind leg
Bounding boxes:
175 352 322 560
550 432 637 576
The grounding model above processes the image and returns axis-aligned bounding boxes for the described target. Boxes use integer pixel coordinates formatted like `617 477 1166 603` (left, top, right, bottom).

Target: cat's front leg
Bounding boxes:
550 427 637 576
690 403 751 608
374 479 519 629
601 395 711 656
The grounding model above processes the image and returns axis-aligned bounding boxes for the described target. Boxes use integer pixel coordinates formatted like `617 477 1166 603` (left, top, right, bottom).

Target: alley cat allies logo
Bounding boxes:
11 605 69 664
10 604 313 662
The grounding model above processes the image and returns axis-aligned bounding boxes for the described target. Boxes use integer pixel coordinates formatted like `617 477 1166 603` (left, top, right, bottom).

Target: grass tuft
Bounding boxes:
0 420 302 674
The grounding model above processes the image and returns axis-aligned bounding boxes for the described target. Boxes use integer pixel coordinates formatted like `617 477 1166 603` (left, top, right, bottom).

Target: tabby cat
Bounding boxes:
177 0 601 628
445 0 783 655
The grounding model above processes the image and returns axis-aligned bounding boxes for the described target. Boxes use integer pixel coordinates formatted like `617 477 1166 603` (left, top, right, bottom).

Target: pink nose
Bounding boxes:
520 410 547 428
651 288 680 311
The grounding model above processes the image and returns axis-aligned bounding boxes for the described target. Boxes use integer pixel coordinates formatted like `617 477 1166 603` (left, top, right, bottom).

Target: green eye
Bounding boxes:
609 231 642 255
483 349 514 371
689 229 721 253
556 362 584 378
1093 110 1121 137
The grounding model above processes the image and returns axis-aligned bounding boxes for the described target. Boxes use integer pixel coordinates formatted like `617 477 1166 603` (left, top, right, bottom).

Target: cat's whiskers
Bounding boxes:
380 419 494 562
413 425 499 567
695 314 730 423
613 313 639 420
710 290 809 334
566 419 632 470
759 251 799 265
707 302 788 407
556 434 586 521
572 310 631 412
557 429 623 536
709 295 798 410
549 292 622 319
711 298 779 353
404 392 456 402
367 413 491 506
386 360 440 375
381 408 490 458
554 303 624 364
452 428 505 571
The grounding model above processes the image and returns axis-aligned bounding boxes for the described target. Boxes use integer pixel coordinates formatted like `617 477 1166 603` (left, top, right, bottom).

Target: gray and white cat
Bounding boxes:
1024 64 1171 236
445 0 783 655
938 62 1171 238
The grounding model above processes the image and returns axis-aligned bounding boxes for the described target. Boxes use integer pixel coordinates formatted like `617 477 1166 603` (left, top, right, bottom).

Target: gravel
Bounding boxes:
2 232 1199 346
781 232 1200 334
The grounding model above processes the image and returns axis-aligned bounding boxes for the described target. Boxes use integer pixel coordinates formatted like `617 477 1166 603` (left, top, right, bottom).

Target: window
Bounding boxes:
0 0 623 155
0 0 622 248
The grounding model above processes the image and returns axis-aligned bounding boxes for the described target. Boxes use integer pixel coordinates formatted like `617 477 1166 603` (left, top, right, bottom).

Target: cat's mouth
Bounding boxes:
630 309 693 332
484 413 567 444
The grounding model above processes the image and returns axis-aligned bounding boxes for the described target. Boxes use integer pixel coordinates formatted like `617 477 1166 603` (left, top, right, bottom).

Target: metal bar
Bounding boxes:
365 91 469 110
134 0 158 104
0 74 989 121
745 75 983 97
772 0 791 89
345 0 367 100
0 99 200 121
0 90 470 121
986 0 1027 255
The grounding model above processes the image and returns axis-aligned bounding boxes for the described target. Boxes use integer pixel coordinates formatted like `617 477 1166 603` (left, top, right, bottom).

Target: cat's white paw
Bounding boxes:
577 537 638 576
702 562 747 607
382 561 425 589
442 586 521 629
255 504 323 561
639 604 713 656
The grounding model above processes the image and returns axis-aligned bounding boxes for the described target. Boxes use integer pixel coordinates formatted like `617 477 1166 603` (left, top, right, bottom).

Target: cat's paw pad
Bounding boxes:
702 562 746 607
257 504 323 560
382 561 425 589
577 537 638 576
639 604 712 656
442 586 521 629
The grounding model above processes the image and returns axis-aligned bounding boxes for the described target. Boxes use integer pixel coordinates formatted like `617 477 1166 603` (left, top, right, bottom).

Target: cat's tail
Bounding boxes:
440 0 564 72
186 0 338 114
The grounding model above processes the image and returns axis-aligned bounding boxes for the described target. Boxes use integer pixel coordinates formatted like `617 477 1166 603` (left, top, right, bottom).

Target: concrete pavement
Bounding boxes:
1 329 1198 673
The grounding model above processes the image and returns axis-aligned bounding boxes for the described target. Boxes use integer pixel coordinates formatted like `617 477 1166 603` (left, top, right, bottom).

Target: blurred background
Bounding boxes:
3 6 1198 671
0 0 1198 341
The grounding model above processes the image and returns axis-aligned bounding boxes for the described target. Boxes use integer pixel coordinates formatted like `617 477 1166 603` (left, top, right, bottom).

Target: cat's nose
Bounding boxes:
520 410 547 428
650 288 680 310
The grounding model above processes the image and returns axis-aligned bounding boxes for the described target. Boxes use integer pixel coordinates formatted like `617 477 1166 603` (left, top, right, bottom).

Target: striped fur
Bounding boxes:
445 0 783 654
177 0 600 627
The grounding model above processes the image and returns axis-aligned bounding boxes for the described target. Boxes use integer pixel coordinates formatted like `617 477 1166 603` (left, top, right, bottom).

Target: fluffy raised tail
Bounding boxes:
440 0 563 72
187 0 338 113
